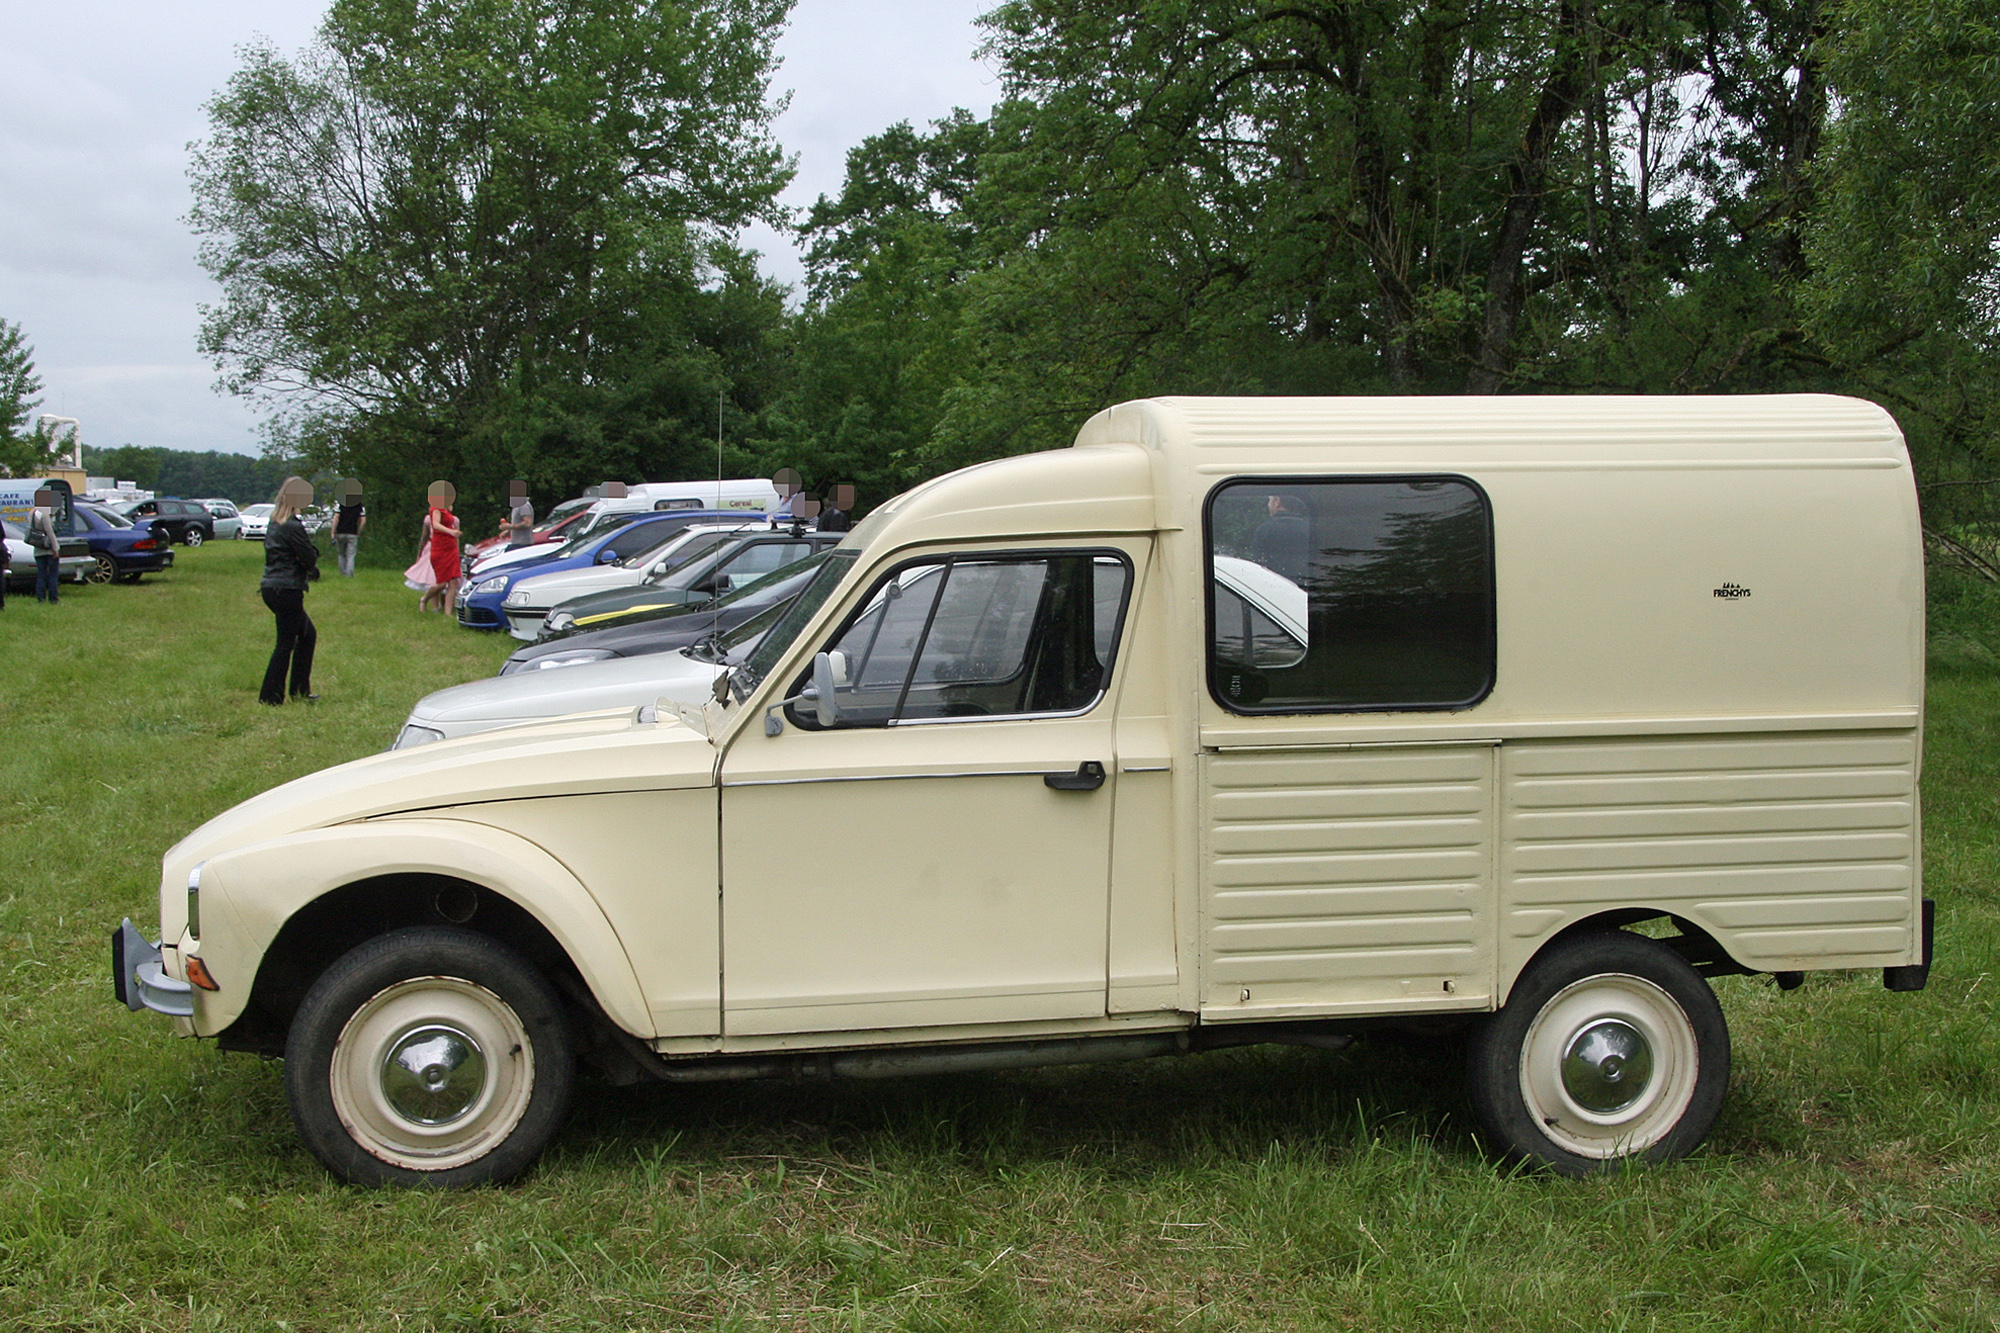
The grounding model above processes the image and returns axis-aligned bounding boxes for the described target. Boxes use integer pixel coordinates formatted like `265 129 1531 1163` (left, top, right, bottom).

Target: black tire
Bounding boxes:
283 927 574 1188
184 525 207 547
1467 931 1729 1176
87 552 116 585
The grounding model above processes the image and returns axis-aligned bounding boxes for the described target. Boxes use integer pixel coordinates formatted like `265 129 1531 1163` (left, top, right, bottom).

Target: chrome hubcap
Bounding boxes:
1560 1019 1653 1113
381 1025 486 1125
330 975 534 1171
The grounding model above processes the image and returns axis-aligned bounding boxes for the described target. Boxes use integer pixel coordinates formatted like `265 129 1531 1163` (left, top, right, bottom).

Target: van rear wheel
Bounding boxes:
1467 931 1728 1175
284 927 574 1188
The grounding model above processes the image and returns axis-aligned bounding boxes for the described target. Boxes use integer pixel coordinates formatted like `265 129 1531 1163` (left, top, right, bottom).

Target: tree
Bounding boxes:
190 0 796 527
1803 0 2000 530
0 318 63 478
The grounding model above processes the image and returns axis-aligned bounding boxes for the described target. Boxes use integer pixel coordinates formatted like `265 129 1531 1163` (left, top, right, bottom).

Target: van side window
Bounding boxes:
794 552 1131 728
1206 477 1493 712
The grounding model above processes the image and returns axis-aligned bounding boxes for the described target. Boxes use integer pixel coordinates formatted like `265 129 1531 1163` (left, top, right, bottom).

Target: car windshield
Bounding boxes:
713 549 828 605
731 549 857 700
623 526 739 572
81 505 131 529
550 511 640 557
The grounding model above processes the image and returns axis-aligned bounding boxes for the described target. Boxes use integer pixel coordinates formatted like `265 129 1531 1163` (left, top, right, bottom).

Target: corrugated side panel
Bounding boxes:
1200 746 1494 1015
1501 732 1919 983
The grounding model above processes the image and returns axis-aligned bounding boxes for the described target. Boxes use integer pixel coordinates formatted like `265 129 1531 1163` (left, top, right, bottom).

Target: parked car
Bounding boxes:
3 519 94 588
501 552 830 674
114 497 214 547
455 511 758 630
114 395 1933 1191
71 502 176 583
465 497 597 562
237 504 274 540
194 500 243 541
531 531 842 642
498 522 765 639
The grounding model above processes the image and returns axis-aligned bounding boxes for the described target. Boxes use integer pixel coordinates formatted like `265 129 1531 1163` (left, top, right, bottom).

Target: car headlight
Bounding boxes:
503 588 534 607
472 576 509 594
527 650 615 671
393 723 446 750
545 611 574 632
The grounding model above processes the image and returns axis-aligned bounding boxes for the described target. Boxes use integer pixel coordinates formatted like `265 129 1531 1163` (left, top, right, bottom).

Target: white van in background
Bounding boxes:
573 479 780 538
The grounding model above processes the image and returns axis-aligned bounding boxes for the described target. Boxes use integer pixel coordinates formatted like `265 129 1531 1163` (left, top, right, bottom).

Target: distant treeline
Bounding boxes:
81 445 301 507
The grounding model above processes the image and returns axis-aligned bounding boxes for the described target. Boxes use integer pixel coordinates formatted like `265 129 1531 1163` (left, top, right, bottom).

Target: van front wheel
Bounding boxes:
1467 931 1728 1175
284 927 574 1188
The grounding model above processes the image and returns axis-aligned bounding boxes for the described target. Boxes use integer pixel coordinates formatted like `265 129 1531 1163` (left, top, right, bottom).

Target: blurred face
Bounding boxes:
509 481 527 501
428 481 455 509
33 489 53 507
342 480 362 503
281 479 313 510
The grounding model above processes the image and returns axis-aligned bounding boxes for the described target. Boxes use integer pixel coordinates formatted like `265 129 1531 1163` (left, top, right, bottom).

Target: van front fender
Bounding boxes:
187 819 653 1039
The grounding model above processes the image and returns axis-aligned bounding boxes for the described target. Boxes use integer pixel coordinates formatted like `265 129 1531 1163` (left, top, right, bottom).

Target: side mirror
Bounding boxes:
596 548 618 564
811 651 844 728
765 650 850 736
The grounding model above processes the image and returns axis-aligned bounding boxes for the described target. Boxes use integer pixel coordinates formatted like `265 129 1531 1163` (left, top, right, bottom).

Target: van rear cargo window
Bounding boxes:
1206 477 1493 713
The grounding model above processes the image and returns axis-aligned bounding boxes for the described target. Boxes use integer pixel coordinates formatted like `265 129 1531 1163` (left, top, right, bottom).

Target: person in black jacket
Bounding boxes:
259 477 321 705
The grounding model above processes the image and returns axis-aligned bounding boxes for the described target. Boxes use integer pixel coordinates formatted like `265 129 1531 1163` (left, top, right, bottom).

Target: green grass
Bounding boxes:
3 543 1998 1330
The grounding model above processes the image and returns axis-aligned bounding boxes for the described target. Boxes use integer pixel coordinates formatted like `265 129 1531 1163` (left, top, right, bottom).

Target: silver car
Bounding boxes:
195 500 243 541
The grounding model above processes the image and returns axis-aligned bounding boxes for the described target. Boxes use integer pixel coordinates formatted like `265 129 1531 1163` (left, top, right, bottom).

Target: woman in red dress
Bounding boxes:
419 482 463 613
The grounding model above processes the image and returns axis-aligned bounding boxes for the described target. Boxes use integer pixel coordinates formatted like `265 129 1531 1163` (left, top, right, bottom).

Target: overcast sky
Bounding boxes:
0 1 1001 459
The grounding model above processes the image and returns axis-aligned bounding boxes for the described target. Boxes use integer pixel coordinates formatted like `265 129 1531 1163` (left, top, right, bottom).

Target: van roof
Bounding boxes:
1074 393 1906 462
852 394 1909 558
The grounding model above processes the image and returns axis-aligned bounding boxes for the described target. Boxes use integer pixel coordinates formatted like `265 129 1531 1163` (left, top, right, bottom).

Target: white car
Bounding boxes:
237 503 274 539
393 642 735 749
500 522 757 639
3 520 93 587
194 500 243 541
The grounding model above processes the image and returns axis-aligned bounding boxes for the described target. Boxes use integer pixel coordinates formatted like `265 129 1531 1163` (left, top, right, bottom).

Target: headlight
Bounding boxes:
393 723 446 750
187 863 203 940
528 650 614 671
503 588 532 607
472 576 509 594
545 611 574 632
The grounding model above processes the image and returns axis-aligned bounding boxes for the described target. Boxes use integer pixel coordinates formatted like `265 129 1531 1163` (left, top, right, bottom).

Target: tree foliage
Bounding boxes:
184 0 2000 540
771 0 1894 480
0 318 66 479
191 0 795 531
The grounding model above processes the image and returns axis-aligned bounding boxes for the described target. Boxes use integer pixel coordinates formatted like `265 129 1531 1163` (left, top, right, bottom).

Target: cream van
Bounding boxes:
113 395 1931 1187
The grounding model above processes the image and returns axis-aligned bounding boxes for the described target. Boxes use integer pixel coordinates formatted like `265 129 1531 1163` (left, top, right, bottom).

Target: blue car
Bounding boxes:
454 509 765 628
72 502 177 583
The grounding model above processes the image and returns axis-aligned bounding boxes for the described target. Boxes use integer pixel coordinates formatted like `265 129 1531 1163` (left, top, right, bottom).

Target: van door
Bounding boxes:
719 545 1140 1037
1197 475 1500 1017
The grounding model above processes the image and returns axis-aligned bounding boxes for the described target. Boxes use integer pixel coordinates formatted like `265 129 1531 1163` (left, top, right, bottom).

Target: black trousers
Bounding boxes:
260 586 317 703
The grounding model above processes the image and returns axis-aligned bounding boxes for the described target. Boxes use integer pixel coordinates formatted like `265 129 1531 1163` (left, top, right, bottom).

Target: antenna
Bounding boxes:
712 382 725 654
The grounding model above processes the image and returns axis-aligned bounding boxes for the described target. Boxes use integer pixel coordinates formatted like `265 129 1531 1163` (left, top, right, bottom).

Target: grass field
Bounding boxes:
2 540 1997 1330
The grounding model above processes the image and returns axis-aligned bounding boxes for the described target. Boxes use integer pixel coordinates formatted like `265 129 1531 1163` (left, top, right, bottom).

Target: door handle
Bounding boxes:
1044 760 1106 791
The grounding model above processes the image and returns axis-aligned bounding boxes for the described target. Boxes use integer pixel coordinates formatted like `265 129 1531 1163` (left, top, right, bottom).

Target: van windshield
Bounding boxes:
730 549 857 701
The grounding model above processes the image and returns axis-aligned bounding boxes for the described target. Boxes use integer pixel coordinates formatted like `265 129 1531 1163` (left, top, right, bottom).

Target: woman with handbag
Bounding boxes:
259 477 320 705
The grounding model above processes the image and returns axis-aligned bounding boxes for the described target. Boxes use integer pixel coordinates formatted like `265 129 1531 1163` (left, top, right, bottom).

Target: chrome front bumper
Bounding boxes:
112 919 192 1018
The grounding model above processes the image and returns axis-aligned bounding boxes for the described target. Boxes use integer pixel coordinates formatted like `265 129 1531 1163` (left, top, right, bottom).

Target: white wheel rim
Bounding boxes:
1518 973 1698 1159
328 975 535 1172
